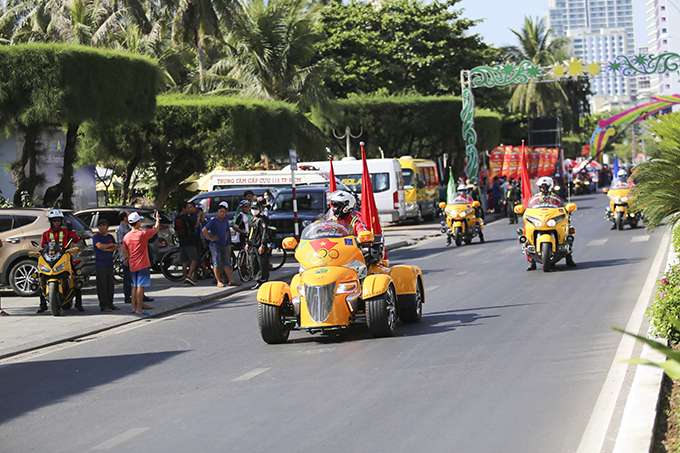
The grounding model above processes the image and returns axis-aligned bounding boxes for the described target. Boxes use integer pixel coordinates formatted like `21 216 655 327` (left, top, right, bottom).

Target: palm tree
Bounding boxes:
198 0 334 109
172 0 238 92
502 16 570 117
630 113 680 231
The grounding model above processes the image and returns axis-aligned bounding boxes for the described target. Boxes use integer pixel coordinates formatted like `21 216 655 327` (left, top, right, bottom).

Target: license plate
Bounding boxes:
276 233 293 239
84 238 93 247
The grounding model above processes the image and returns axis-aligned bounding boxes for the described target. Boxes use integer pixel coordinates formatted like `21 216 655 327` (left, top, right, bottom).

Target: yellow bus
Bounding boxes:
398 156 439 222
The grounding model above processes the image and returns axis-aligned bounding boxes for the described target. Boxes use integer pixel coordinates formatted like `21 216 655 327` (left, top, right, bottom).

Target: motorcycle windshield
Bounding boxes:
611 180 633 189
300 220 351 240
527 194 563 209
45 241 63 263
451 196 472 205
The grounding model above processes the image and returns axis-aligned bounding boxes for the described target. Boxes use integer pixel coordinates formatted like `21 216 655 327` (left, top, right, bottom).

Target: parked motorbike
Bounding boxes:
439 198 484 246
515 194 577 272
603 182 641 230
29 239 84 316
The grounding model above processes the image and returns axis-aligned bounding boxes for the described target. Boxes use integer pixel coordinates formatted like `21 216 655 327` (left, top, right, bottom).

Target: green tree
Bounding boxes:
502 16 570 117
315 0 493 98
199 0 334 110
630 113 680 230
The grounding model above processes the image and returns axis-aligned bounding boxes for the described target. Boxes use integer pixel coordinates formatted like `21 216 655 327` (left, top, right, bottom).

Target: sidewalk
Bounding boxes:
0 218 453 360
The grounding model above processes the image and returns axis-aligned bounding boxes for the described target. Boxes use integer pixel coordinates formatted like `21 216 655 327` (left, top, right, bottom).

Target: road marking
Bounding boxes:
426 285 440 292
586 239 608 246
233 368 269 381
501 245 518 254
91 428 149 450
456 249 477 257
456 271 468 275
576 229 669 453
631 235 650 242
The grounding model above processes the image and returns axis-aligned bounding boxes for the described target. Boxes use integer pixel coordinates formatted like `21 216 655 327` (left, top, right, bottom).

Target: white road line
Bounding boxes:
426 285 440 292
631 235 650 242
233 368 269 382
91 428 149 450
456 249 477 257
576 229 670 453
501 245 518 254
586 239 608 246
456 271 468 276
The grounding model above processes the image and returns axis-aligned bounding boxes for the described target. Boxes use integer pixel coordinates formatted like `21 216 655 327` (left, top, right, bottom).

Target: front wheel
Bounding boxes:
630 216 639 229
366 283 397 337
454 227 462 247
258 299 291 344
541 242 552 273
160 249 184 282
615 212 624 230
48 281 60 316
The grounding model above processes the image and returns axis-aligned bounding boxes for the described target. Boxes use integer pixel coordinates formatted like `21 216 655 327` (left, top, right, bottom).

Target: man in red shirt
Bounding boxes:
37 209 83 313
123 211 160 316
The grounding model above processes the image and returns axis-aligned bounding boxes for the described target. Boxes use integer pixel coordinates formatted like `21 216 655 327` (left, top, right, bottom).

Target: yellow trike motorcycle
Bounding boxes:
603 181 640 230
256 220 424 344
439 197 484 246
29 240 84 316
515 194 577 272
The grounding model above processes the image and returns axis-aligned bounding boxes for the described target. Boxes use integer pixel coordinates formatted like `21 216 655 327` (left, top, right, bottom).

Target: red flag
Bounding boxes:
520 141 532 206
359 142 382 236
329 156 337 206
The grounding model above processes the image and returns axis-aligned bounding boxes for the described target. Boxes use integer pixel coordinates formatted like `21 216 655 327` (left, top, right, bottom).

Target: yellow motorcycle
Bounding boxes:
29 240 84 316
603 182 640 230
439 197 484 246
256 220 424 343
514 194 577 272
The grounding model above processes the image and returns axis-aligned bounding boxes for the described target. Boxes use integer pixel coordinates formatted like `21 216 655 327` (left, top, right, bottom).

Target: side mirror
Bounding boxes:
514 205 525 214
439 201 446 209
602 188 609 194
566 203 577 212
282 237 298 250
472 201 480 208
357 231 375 244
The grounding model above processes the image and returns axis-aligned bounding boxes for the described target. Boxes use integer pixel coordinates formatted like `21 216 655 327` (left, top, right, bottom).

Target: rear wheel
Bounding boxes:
616 212 624 230
400 278 423 323
48 281 60 316
366 283 397 337
237 248 253 282
454 227 462 247
268 246 287 270
258 298 291 344
541 242 552 273
160 249 184 282
414 206 423 224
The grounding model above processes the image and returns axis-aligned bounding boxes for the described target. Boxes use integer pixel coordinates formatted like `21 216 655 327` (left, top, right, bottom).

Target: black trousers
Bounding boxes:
249 248 270 284
96 266 115 309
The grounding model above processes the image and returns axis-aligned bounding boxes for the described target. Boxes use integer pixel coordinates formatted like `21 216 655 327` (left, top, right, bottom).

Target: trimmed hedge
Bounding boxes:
0 43 160 126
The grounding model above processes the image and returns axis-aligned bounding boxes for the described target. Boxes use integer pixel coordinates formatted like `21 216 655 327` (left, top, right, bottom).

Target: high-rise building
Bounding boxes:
646 0 680 98
546 0 636 111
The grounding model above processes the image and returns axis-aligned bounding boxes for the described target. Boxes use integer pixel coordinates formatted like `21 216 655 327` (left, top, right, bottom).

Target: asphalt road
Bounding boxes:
0 192 665 452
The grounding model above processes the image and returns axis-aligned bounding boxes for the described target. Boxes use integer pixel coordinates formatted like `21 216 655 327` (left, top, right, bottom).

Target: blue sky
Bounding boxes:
457 0 648 49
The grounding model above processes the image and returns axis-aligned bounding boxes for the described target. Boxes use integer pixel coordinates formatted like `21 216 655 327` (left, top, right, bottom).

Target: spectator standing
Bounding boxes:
491 177 502 214
175 201 200 285
505 179 520 224
233 190 255 220
233 200 251 246
247 199 272 290
123 211 159 316
93 219 119 312
116 211 133 304
203 202 241 287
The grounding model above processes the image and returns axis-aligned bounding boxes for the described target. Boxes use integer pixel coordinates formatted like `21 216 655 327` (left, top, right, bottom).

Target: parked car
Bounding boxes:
74 206 175 267
0 208 95 296
268 185 332 240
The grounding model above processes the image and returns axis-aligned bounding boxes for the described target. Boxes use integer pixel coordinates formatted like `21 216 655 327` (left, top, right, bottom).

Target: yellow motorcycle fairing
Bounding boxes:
294 233 364 270
607 187 633 214
298 266 360 328
257 281 292 307
522 206 570 250
37 250 76 298
444 203 478 231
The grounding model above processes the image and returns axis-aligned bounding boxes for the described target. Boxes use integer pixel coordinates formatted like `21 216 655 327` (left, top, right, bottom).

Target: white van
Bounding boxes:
283 158 406 223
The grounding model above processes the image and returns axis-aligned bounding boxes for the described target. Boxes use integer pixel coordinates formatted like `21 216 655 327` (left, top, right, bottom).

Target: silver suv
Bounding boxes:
0 208 95 296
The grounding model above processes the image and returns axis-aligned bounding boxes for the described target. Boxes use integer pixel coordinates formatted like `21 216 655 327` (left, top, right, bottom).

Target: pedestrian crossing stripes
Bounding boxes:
233 368 269 381
587 239 608 246
631 235 650 242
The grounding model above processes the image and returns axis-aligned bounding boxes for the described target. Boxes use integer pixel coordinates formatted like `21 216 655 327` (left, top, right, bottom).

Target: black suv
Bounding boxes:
268 186 331 240
189 188 276 222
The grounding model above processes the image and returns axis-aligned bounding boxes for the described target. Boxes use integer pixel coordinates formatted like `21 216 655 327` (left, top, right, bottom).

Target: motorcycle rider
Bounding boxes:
37 209 83 313
455 183 474 203
526 177 576 271
329 190 367 236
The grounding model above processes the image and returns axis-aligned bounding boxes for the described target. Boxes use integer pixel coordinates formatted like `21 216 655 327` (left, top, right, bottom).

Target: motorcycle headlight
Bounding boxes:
445 209 455 217
302 220 312 227
53 262 66 273
546 215 566 227
343 259 367 279
621 196 629 203
459 209 472 217
39 264 51 273
338 282 359 294
611 196 621 204
297 285 305 296
525 215 543 228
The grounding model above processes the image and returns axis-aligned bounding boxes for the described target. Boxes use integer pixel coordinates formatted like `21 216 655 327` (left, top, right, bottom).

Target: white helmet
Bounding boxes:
617 169 627 178
48 209 64 220
457 183 467 192
536 176 554 192
329 190 356 219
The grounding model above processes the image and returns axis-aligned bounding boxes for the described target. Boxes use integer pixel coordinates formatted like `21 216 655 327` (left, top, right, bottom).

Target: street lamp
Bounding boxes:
333 123 363 158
